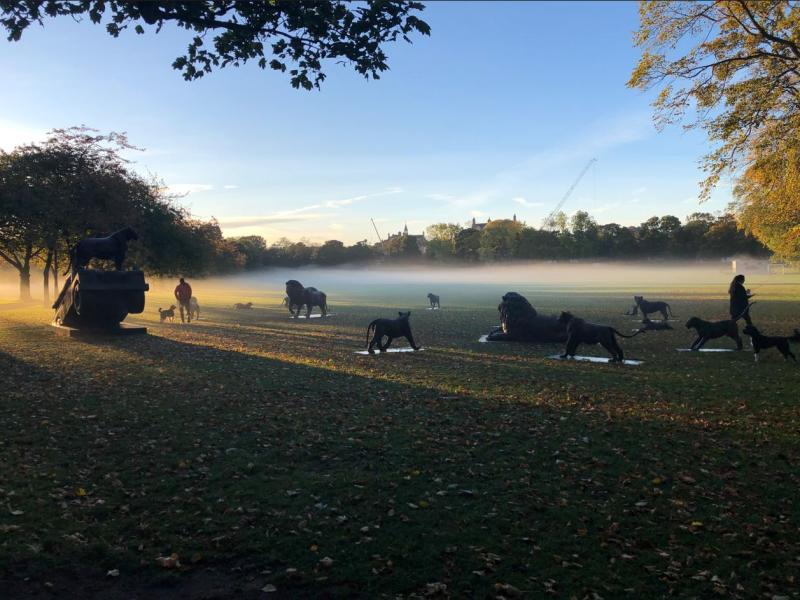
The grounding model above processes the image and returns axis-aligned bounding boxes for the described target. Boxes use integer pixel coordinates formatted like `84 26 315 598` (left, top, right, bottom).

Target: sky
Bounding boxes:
0 1 734 244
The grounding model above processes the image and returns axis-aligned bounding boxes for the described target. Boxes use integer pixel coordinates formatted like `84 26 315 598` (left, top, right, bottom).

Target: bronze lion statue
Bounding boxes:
486 292 567 342
285 279 328 319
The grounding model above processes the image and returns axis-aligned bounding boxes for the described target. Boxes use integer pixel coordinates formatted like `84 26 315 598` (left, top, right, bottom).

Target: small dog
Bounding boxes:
234 302 253 310
743 325 800 362
159 305 177 322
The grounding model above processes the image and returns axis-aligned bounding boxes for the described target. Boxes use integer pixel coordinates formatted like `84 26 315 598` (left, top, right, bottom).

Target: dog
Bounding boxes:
427 293 440 309
159 305 177 322
743 325 800 362
366 311 419 353
685 304 752 351
558 311 644 362
685 316 743 350
189 297 200 320
234 302 253 310
631 296 674 320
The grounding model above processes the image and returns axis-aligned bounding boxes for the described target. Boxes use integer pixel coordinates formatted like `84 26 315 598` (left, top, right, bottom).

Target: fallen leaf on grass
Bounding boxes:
156 553 181 568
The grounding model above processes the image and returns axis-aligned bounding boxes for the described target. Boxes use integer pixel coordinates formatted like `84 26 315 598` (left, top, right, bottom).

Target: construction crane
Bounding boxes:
371 218 384 243
542 158 597 229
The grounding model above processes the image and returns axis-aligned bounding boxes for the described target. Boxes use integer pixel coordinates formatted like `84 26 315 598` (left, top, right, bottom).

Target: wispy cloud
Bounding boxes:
513 196 543 208
283 187 403 215
443 111 652 214
166 183 213 195
426 193 455 201
223 184 238 190
215 187 402 230
217 214 326 228
590 202 622 214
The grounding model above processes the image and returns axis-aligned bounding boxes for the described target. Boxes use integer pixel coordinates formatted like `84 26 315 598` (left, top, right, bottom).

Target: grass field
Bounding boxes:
1 265 799 599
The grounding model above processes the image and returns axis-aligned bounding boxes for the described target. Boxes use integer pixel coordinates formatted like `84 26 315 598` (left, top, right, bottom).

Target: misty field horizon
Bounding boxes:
2 260 783 307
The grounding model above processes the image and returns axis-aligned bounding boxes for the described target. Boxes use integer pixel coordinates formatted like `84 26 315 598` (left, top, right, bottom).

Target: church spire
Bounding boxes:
403 222 408 235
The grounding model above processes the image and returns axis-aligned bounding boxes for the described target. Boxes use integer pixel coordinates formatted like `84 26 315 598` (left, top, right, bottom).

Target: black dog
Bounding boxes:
685 316 743 350
558 312 645 362
628 296 674 320
366 311 419 353
743 325 800 362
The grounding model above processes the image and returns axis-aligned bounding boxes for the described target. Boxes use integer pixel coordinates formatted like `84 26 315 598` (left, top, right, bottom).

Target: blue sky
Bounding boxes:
0 1 733 244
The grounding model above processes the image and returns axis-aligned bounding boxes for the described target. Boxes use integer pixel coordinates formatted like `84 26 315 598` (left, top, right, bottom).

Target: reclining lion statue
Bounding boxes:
486 292 567 342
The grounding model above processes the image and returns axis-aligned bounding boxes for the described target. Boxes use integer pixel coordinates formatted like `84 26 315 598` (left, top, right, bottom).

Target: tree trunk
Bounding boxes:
43 248 53 305
52 246 59 292
19 244 33 302
19 269 31 301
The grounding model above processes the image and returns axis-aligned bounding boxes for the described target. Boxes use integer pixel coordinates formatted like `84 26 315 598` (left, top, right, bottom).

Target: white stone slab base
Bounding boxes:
547 354 643 366
355 347 424 355
676 348 737 353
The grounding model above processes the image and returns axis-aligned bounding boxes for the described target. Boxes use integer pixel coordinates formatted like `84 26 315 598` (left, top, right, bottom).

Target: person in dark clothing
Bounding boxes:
728 274 753 326
174 277 193 323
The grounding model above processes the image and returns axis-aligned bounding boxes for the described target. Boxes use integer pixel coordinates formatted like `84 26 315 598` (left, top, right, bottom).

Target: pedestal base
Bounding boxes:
51 322 148 338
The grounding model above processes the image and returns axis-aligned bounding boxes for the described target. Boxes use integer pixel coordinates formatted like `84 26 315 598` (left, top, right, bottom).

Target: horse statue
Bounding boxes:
52 226 147 331
285 280 328 319
66 226 138 274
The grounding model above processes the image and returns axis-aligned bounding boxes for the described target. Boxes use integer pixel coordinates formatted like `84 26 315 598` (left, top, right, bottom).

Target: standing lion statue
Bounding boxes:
285 279 328 319
486 292 567 342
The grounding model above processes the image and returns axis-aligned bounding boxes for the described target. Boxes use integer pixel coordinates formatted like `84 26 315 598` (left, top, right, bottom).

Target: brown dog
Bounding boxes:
159 305 177 322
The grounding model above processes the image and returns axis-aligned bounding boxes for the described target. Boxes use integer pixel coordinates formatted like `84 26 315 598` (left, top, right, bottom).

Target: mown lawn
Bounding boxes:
1 273 799 599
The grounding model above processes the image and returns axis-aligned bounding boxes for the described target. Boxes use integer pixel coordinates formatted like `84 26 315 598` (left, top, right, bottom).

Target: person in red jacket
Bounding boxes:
174 277 193 323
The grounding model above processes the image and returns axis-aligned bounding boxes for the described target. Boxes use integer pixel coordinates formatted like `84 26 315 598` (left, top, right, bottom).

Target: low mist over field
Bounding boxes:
4 260 784 309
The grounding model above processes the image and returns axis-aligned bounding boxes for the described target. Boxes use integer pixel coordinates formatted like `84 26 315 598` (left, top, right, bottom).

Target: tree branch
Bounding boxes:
738 0 800 59
0 246 22 270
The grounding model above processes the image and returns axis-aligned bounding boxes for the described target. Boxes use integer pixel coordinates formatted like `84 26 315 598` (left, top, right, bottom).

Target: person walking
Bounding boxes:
174 277 193 323
728 273 753 326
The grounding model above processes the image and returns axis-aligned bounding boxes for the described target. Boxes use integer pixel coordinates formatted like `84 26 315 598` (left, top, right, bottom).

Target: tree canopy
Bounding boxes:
734 140 800 259
0 127 244 299
629 1 800 259
0 0 430 89
629 1 800 198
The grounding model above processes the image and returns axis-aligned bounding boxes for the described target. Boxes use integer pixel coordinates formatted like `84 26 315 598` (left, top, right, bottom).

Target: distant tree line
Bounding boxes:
422 212 769 263
222 211 769 270
0 128 771 303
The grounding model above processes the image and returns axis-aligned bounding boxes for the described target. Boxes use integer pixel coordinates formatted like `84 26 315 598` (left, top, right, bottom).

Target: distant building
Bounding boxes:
471 214 517 231
377 223 427 254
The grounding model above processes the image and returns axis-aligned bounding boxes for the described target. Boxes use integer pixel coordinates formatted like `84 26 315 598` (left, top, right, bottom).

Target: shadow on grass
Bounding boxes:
1 329 798 599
